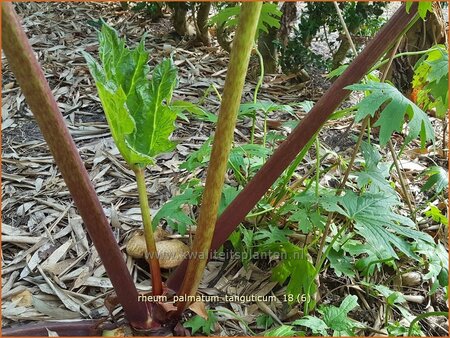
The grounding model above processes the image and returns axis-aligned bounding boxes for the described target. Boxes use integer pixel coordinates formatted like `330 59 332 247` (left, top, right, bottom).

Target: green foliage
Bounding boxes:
279 42 328 73
293 315 328 336
239 100 295 119
184 310 217 335
282 190 327 234
412 45 448 118
347 81 434 147
424 204 448 226
153 181 240 235
357 141 395 195
263 325 296 337
321 191 434 260
254 224 292 245
327 248 356 278
181 137 271 183
210 3 281 38
256 314 275 330
421 166 448 194
172 101 218 123
267 243 317 311
417 242 448 282
280 2 386 73
406 1 433 19
153 182 202 235
230 225 255 268
371 284 406 306
83 22 178 168
293 295 361 336
387 321 423 336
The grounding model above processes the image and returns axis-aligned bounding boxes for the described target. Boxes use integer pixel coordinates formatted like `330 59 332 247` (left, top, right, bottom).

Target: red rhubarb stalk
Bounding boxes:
2 3 151 329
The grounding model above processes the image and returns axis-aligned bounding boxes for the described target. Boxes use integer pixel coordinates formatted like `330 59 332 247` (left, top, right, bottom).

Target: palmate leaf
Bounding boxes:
346 81 434 147
267 243 317 310
320 295 360 335
210 3 281 36
357 141 395 195
184 310 217 335
83 22 178 168
321 191 434 260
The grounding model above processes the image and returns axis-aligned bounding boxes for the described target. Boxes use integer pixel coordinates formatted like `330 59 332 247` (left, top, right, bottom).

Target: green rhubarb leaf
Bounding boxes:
346 81 434 147
254 225 292 245
239 100 295 118
84 22 178 168
153 186 203 235
321 191 434 261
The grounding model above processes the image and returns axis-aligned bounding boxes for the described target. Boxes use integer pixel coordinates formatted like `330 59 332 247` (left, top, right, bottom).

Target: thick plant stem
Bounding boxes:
175 2 262 313
134 168 162 296
1 3 151 329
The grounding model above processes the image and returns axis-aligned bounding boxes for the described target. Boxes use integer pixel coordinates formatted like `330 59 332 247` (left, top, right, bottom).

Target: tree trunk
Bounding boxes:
332 33 354 69
388 2 446 94
195 2 211 46
171 3 189 36
258 25 279 74
279 2 297 47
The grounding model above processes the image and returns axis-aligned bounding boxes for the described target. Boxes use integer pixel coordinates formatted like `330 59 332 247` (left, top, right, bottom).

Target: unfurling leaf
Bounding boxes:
83 22 178 168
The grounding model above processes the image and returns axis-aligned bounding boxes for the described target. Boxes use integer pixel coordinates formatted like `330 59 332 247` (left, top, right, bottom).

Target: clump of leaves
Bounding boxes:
424 204 448 226
154 180 240 235
321 190 435 261
357 141 395 195
293 295 362 336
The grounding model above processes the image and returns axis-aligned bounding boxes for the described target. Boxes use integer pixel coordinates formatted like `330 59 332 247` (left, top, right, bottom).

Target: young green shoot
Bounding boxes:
83 22 179 297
